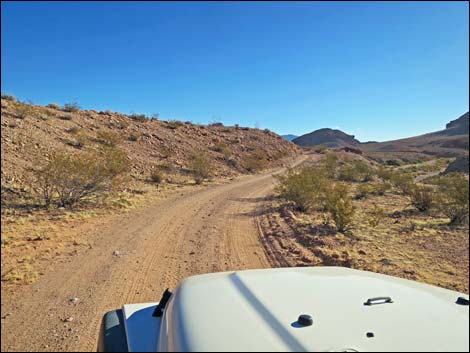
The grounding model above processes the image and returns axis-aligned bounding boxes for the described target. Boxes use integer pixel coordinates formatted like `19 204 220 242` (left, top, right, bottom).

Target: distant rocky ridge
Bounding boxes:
293 112 469 159
292 128 360 148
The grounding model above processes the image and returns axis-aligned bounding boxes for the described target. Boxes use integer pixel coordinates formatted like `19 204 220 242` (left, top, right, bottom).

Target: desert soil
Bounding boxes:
1 156 306 352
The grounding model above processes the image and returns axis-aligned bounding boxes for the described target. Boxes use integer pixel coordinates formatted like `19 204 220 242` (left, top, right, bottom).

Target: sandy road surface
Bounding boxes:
1 156 306 352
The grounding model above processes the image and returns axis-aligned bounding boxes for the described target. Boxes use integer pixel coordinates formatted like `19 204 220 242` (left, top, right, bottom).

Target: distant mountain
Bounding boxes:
362 112 469 158
281 134 298 141
293 128 360 148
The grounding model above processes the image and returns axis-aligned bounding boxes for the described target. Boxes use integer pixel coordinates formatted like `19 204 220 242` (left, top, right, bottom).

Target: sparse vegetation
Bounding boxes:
167 120 184 129
244 148 267 172
324 182 355 232
13 102 34 119
188 151 213 184
63 102 80 112
96 129 121 147
58 114 73 121
149 166 163 185
409 184 435 212
437 174 469 225
1 94 16 101
128 132 140 141
33 147 130 208
47 103 60 109
129 113 147 122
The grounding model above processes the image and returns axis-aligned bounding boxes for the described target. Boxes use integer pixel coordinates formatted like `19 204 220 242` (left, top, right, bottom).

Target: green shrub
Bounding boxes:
337 160 373 182
324 182 355 232
277 167 328 212
409 184 435 212
1 94 16 101
188 151 213 184
63 102 80 112
437 174 469 225
355 184 372 199
33 147 130 208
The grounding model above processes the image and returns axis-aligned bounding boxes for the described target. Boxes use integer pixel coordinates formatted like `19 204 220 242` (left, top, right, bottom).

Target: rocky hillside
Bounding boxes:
0 99 300 188
362 112 469 158
293 128 360 148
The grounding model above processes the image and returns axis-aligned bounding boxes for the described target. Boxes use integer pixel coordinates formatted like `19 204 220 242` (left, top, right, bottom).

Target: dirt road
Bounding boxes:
1 157 305 352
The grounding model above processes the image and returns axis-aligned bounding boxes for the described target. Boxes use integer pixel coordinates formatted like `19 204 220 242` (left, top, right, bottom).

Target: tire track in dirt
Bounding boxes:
1 156 306 352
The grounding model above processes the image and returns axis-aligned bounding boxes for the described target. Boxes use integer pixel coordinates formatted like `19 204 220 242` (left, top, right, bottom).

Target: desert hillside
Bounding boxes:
1 98 300 188
362 112 469 158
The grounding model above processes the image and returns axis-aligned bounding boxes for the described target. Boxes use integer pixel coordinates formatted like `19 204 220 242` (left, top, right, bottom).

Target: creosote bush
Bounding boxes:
437 174 469 225
409 184 435 212
244 148 267 172
63 102 80 112
33 146 130 208
1 94 16 101
150 167 163 185
188 151 213 184
324 182 355 232
96 129 121 147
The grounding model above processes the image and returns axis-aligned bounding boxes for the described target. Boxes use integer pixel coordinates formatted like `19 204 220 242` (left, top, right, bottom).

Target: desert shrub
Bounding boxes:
277 167 328 212
58 114 73 120
337 160 373 182
389 172 414 194
96 129 121 147
324 182 355 232
368 204 386 228
149 167 163 185
409 184 435 212
14 103 34 119
437 174 469 225
386 159 401 166
63 102 80 112
355 184 372 199
167 120 184 129
188 151 213 184
67 126 80 134
1 94 16 101
371 181 392 195
128 132 140 141
244 148 267 172
33 147 130 208
377 166 393 181
313 145 327 154
47 103 60 109
129 113 147 122
39 113 52 121
116 120 130 129
323 152 338 178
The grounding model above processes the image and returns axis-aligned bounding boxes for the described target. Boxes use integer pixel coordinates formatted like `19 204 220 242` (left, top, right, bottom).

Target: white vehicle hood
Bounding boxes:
124 267 469 352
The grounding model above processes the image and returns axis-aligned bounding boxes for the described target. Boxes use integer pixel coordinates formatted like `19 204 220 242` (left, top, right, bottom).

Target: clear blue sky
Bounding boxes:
1 1 468 142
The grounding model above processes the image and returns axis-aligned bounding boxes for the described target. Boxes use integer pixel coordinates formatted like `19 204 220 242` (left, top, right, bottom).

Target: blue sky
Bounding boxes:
1 1 468 141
